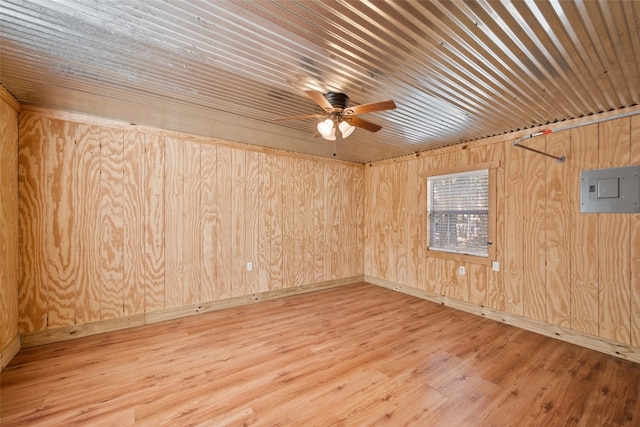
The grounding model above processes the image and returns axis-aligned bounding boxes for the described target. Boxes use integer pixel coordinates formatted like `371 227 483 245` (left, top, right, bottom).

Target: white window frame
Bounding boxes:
426 162 499 265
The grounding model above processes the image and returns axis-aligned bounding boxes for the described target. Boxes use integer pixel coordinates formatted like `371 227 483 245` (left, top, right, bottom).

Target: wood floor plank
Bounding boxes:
2 283 640 426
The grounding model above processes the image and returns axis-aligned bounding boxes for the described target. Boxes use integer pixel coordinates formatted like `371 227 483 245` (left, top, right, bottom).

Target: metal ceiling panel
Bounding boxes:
1 0 639 163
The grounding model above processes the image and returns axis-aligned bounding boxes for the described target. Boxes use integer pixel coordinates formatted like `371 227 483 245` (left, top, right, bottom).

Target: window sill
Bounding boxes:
426 249 491 266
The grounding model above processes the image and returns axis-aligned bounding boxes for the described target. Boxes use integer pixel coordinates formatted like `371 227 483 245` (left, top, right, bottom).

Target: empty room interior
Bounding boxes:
1 1 640 425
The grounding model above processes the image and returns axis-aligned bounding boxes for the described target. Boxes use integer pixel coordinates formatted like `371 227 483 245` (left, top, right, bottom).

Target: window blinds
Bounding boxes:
427 169 489 257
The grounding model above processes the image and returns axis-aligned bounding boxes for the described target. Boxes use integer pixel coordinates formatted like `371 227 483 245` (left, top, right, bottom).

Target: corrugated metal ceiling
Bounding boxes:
1 0 639 163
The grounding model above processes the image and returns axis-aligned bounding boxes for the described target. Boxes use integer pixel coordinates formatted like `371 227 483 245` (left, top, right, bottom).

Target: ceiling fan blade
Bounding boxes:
345 117 383 133
344 100 396 116
305 90 334 113
272 114 324 122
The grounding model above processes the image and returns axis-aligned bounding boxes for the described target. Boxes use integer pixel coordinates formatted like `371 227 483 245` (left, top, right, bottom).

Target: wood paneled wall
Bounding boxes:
0 86 20 369
17 110 364 334
365 114 640 348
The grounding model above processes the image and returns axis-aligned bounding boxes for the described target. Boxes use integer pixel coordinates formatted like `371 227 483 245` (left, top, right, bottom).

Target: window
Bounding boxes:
427 169 489 258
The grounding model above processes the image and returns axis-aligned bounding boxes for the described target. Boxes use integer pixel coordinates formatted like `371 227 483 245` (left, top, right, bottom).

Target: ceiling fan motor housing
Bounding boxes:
323 92 350 110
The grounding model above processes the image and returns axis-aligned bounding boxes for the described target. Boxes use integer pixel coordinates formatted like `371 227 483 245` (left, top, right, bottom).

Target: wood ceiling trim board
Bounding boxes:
0 85 20 112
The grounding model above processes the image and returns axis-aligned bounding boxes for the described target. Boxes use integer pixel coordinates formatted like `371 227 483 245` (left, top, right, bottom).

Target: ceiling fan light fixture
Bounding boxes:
323 126 337 141
338 120 355 138
317 118 334 137
274 90 395 140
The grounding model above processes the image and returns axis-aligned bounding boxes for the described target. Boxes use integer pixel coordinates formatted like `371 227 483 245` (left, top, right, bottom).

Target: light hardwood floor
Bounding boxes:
2 282 639 426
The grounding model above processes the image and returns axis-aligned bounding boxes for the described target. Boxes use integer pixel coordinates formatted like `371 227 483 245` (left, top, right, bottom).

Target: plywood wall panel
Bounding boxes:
378 163 392 281
292 158 306 287
379 161 388 283
405 160 418 288
18 115 49 332
216 145 233 299
441 148 469 169
630 115 640 347
123 131 146 316
416 157 429 291
569 124 599 336
469 145 487 163
44 119 75 328
545 132 572 328
364 165 377 279
503 140 524 316
0 95 19 349
369 164 381 280
597 210 631 343
258 152 270 293
164 137 184 309
0 99 17 343
335 165 346 278
469 263 487 306
395 161 408 286
244 150 260 294
457 262 470 302
355 165 365 276
268 155 283 290
312 160 325 283
143 135 165 312
486 143 505 312
73 124 102 324
258 153 284 291
324 162 340 281
342 166 355 278
598 119 631 344
183 141 202 304
376 164 389 281
302 159 315 285
200 143 217 303
362 166 370 276
281 155 296 288
99 127 125 320
339 163 349 278
424 256 441 295
522 138 547 322
441 260 458 299
231 148 247 296
343 166 354 278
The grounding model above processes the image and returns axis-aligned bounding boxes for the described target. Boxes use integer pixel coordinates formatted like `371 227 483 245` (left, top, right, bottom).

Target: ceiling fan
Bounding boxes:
273 91 396 141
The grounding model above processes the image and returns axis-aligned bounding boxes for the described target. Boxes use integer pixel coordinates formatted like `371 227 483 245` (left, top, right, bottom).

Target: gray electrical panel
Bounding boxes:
580 165 640 213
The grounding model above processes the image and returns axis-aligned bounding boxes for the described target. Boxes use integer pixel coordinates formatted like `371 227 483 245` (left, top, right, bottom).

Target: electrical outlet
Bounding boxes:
247 262 253 271
458 266 466 275
492 261 500 272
